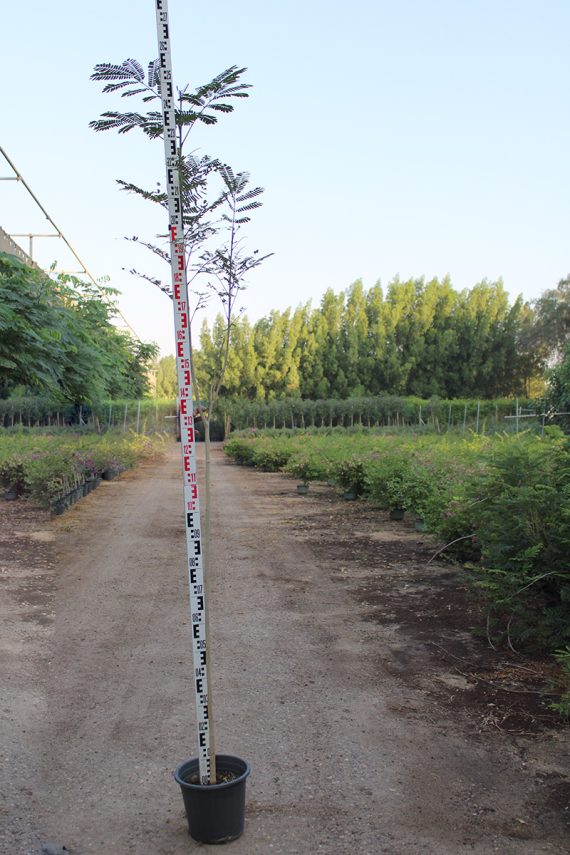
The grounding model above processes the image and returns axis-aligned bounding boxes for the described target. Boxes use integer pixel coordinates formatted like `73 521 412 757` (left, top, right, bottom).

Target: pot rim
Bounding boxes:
174 754 251 791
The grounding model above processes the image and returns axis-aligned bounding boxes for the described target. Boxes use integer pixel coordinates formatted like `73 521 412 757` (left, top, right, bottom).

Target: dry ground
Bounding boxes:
1 443 568 854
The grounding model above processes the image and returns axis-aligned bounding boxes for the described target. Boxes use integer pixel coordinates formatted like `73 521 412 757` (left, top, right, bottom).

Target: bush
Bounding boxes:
365 455 411 510
251 445 293 471
458 431 570 651
285 456 327 484
223 438 256 465
224 426 570 661
0 430 165 505
332 458 367 496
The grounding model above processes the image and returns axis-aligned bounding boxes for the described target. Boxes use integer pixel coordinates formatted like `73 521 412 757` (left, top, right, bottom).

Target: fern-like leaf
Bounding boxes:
89 110 163 137
116 180 168 205
237 201 262 212
91 59 143 83
121 88 149 98
101 80 138 93
91 62 133 82
237 187 264 202
147 59 160 88
123 58 145 82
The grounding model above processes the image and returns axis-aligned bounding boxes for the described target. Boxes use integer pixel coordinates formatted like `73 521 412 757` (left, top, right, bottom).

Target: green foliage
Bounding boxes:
154 355 177 398
251 446 293 471
332 458 367 496
219 393 525 433
461 432 570 651
223 436 256 465
91 58 271 451
0 254 158 402
224 428 570 656
0 431 164 504
90 62 250 137
223 434 293 470
545 339 570 431
529 275 570 365
0 396 178 434
197 276 546 401
550 647 570 717
285 456 327 484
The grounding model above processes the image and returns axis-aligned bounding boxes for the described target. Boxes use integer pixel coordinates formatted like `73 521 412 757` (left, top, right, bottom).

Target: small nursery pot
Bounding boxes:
297 483 309 495
51 498 66 516
102 468 119 481
389 508 405 521
175 754 251 844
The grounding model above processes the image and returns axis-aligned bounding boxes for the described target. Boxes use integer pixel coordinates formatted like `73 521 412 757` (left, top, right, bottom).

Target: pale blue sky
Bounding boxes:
2 0 568 356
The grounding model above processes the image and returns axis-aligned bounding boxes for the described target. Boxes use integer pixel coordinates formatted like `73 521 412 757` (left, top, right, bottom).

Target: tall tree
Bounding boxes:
530 276 570 364
341 280 369 395
0 253 157 402
90 61 270 408
155 354 178 398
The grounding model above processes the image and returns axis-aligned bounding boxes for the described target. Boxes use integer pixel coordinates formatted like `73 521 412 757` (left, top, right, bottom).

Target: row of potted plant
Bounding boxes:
225 427 570 660
0 430 165 511
224 431 464 523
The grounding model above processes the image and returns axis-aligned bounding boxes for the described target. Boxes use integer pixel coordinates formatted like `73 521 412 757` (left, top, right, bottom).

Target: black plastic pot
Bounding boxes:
174 754 250 844
51 498 65 516
389 508 405 520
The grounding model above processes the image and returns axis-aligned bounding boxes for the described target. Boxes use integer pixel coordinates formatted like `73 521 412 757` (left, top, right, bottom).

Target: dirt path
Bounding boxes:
1 443 568 854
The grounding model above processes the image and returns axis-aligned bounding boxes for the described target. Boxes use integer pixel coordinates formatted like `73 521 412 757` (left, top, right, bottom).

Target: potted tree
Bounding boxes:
90 6 270 841
333 458 367 500
286 457 320 494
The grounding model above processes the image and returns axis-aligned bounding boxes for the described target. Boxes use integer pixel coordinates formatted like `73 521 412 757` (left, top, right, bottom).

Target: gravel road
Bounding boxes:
1 443 568 854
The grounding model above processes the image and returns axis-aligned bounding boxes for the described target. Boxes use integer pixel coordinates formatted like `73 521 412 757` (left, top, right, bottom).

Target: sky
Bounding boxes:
2 0 568 357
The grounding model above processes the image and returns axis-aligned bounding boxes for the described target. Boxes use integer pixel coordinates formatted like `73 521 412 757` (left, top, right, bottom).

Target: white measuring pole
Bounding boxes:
154 0 214 785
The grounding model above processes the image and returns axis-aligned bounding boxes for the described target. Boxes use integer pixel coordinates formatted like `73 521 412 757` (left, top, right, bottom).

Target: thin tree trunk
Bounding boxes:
202 415 217 782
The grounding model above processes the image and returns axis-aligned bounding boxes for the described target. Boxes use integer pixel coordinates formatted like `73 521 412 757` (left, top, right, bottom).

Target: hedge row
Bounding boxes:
224 428 570 657
0 430 165 507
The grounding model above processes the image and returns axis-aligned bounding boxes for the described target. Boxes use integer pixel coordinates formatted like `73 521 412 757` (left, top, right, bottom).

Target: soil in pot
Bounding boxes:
186 768 238 785
175 754 250 844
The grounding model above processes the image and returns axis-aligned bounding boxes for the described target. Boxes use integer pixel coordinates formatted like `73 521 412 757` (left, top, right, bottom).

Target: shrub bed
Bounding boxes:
224 427 570 657
0 430 165 510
